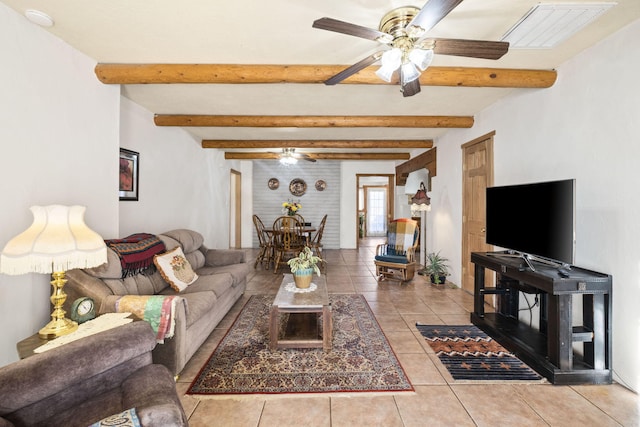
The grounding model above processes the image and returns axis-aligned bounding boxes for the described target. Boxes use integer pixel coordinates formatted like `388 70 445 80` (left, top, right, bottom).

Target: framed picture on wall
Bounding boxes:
119 148 139 201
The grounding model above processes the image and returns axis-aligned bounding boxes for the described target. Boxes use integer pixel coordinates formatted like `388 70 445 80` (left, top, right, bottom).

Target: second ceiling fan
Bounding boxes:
312 0 509 97
278 148 316 164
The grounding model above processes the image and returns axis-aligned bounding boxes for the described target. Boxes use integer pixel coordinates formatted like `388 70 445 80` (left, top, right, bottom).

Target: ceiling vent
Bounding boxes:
502 3 616 49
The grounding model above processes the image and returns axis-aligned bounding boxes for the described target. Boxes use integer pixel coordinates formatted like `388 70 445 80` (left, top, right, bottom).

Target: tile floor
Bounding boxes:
176 239 639 427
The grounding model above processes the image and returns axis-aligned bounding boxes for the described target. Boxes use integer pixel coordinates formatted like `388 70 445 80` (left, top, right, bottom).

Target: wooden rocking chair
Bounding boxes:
374 218 419 283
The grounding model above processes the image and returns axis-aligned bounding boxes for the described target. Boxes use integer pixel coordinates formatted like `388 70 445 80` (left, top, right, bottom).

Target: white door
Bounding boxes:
366 187 387 237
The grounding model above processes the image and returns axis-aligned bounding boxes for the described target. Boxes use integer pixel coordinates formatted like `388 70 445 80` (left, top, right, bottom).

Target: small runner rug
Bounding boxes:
188 294 413 395
416 324 542 382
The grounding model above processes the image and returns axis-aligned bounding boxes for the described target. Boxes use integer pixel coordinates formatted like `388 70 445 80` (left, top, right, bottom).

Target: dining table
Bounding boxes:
264 225 316 244
264 223 317 273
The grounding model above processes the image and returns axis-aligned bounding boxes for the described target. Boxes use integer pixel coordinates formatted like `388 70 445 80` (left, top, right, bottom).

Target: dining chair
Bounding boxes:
374 218 419 283
271 216 306 274
252 214 273 270
308 214 327 272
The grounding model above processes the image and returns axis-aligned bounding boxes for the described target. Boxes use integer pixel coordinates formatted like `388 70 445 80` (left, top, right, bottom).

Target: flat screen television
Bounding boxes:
485 179 575 267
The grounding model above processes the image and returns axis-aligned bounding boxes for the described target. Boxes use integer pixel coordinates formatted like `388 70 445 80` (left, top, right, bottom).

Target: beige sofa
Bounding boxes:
64 229 248 376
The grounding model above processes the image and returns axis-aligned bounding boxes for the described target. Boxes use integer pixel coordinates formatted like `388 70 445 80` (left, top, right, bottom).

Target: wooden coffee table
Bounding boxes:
269 274 332 351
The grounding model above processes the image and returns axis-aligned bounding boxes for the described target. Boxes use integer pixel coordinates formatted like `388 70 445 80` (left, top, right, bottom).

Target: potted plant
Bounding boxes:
423 251 450 284
287 246 322 288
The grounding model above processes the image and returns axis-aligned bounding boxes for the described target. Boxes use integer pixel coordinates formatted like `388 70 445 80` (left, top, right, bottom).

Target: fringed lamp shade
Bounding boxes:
0 205 107 338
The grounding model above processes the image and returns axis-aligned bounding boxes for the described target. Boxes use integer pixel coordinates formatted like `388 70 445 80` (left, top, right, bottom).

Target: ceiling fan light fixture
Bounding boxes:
400 62 420 84
380 48 402 68
375 48 402 82
375 64 396 82
279 156 297 165
279 148 298 165
409 48 434 71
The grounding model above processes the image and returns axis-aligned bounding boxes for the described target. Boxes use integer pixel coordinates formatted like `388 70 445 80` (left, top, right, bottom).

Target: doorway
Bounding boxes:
461 132 495 295
356 174 395 248
229 169 241 249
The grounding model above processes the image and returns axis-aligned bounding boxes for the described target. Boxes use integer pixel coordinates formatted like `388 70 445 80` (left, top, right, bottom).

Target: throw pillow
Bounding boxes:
154 246 198 292
89 408 141 427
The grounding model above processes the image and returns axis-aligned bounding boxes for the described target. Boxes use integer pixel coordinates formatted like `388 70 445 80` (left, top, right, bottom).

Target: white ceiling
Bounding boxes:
3 0 638 151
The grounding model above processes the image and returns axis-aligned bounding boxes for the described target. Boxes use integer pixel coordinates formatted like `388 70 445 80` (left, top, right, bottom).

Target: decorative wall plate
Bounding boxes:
268 178 279 190
289 178 307 196
315 180 327 191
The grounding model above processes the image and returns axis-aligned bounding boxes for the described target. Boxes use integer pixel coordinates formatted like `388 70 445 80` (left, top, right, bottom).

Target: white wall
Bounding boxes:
0 4 120 366
0 4 243 367
252 160 341 249
118 98 244 248
431 19 640 391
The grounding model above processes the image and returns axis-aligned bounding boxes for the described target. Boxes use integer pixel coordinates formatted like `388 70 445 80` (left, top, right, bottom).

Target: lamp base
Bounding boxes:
39 270 78 339
39 317 78 339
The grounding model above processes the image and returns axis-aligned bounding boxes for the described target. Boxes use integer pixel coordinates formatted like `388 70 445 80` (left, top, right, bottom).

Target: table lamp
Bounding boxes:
0 205 107 339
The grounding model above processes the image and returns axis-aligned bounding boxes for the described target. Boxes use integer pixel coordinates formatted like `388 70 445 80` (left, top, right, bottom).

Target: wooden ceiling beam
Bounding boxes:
396 148 438 186
95 64 556 88
224 152 410 161
202 140 433 149
155 115 473 128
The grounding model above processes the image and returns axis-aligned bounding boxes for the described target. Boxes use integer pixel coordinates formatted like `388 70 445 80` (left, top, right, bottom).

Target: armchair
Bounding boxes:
0 321 187 427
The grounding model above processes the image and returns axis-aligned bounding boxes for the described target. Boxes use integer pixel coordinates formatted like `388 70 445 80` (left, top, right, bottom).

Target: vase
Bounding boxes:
430 274 447 285
287 211 295 216
293 268 314 288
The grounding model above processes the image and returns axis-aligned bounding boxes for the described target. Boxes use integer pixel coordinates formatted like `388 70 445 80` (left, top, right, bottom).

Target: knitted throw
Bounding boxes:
105 233 166 278
115 295 180 343
387 219 418 255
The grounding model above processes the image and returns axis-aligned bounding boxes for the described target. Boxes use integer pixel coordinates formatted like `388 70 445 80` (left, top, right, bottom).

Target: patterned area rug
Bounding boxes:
416 324 542 382
188 294 413 395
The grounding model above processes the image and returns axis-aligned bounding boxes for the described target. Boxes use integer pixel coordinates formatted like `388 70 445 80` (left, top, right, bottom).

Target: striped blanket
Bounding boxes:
115 295 180 343
105 233 166 278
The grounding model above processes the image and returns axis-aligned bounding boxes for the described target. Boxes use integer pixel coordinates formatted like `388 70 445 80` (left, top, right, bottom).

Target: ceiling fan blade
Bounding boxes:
401 79 421 97
298 154 317 163
325 52 383 85
313 18 391 43
424 38 509 60
407 0 463 36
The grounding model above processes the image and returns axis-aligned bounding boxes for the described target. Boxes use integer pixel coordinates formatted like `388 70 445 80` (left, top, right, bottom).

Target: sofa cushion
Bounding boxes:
162 229 204 254
161 230 207 270
158 289 216 328
102 271 169 296
196 264 249 288
157 235 180 254
154 247 198 292
85 248 123 279
180 272 234 299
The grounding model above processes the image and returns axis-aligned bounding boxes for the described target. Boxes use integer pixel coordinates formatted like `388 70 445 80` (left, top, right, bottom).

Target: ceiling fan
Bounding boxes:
312 0 509 97
277 148 317 164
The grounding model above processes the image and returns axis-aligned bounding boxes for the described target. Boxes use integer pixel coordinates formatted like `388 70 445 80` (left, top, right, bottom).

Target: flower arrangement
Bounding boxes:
282 200 302 216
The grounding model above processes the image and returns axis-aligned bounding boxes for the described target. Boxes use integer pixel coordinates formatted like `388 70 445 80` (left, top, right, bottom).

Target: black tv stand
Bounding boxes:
471 252 612 385
486 250 565 272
